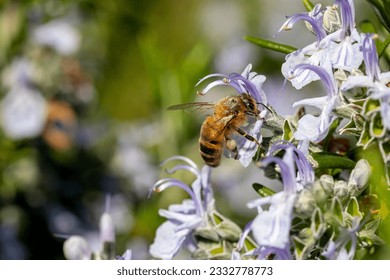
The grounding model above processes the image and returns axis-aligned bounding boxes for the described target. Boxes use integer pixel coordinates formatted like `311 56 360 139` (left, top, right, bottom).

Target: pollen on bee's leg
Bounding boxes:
226 139 237 151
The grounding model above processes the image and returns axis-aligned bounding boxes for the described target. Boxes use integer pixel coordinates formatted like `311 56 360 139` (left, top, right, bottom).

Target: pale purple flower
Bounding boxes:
282 44 332 90
322 216 360 259
281 0 363 89
248 192 296 253
335 0 355 38
149 156 214 259
290 64 339 143
280 4 331 89
196 64 267 167
197 63 267 104
236 143 313 259
341 33 390 131
279 4 327 43
267 141 315 189
328 28 362 71
324 0 362 72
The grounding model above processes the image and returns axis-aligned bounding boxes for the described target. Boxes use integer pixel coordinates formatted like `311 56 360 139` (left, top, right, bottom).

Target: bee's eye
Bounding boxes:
247 102 255 110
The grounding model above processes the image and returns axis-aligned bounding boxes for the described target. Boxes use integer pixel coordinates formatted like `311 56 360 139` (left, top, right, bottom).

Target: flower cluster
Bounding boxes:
150 0 388 260
149 156 242 259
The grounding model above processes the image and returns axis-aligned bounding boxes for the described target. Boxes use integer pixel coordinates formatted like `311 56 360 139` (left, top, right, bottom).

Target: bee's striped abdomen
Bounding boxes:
199 139 223 167
199 117 224 167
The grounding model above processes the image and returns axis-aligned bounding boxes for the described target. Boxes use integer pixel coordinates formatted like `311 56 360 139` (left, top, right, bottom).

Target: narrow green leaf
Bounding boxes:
366 0 390 33
252 183 276 197
311 152 356 170
302 0 315 11
244 36 297 54
378 35 390 58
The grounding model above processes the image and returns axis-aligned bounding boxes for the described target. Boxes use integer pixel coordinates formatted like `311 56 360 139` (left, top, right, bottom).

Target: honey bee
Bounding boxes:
168 93 263 167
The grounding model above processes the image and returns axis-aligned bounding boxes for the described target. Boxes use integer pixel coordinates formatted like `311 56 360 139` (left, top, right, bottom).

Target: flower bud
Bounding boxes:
323 5 341 33
334 180 349 200
348 159 371 196
295 189 316 216
311 180 328 206
319 174 334 195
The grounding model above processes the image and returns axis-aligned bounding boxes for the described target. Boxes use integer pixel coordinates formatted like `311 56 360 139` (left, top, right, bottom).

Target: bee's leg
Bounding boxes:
235 127 260 145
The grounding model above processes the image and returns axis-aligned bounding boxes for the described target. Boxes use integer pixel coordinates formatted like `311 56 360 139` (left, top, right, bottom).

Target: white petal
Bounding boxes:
251 193 295 249
294 114 322 141
292 96 328 110
149 221 189 259
237 119 263 167
241 64 252 77
340 75 374 91
158 208 197 223
167 199 196 214
330 37 363 70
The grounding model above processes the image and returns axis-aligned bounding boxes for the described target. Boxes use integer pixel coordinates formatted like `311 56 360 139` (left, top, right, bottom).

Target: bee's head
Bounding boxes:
240 93 259 115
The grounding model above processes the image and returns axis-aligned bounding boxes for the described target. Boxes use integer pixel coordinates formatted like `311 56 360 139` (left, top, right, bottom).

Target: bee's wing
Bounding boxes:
167 102 215 113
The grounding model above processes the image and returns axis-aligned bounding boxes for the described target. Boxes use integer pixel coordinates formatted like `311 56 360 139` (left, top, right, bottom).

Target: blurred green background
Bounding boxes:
0 0 386 260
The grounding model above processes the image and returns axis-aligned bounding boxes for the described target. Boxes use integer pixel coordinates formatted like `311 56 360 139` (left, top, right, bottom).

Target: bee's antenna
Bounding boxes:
257 102 272 114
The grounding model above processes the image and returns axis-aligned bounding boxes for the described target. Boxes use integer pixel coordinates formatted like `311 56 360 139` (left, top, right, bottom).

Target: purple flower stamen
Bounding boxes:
267 141 315 185
261 151 297 194
361 33 380 82
292 64 337 96
279 12 326 43
335 0 355 37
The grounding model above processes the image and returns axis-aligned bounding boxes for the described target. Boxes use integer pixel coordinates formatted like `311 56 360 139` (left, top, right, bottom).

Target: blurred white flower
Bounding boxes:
1 58 34 89
32 19 80 55
63 235 91 260
149 157 214 259
0 86 47 140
